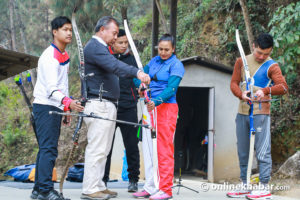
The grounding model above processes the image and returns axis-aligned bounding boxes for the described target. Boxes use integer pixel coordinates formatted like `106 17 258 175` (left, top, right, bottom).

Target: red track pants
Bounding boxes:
156 103 178 196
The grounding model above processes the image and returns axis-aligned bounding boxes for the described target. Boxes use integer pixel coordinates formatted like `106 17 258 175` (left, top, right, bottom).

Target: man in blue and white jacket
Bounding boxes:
31 16 84 200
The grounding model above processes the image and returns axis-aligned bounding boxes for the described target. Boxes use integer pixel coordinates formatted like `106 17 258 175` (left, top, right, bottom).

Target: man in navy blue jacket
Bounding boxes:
103 29 140 193
81 16 149 200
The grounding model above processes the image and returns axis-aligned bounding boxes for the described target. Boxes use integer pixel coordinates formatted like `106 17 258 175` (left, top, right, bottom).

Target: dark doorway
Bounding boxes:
174 87 209 179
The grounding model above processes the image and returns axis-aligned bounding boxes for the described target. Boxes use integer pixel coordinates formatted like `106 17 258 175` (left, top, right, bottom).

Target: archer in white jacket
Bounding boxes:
30 16 84 200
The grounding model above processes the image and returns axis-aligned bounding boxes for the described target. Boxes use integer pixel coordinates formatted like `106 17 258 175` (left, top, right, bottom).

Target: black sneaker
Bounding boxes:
128 182 138 193
30 189 39 199
37 189 65 200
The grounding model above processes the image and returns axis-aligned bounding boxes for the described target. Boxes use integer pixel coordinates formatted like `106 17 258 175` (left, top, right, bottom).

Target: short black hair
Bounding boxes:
94 16 120 32
159 33 175 47
51 16 71 38
254 33 273 49
118 29 126 37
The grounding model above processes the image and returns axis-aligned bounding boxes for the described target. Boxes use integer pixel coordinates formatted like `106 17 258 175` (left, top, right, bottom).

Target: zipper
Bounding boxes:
131 87 136 101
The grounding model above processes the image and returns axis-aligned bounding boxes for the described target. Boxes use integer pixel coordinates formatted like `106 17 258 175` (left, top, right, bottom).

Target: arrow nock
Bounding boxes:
27 72 32 82
14 75 22 85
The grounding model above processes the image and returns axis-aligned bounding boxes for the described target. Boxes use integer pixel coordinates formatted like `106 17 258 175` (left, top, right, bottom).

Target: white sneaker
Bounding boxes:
246 189 272 200
226 183 250 198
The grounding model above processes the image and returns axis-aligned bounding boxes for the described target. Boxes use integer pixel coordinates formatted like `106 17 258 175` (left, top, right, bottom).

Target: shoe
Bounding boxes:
37 189 64 200
132 190 150 198
227 190 251 198
128 182 138 193
81 191 110 200
30 189 39 199
149 191 172 200
101 189 117 198
246 190 272 200
226 183 250 198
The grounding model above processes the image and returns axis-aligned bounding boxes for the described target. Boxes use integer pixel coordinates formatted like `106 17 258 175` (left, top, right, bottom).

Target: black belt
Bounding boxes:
102 97 118 103
88 96 118 106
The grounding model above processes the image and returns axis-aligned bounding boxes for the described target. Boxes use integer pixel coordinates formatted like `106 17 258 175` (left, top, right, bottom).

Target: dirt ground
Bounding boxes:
271 178 300 199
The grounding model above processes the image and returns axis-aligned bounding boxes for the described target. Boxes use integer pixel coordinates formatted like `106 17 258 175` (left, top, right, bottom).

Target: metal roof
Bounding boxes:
0 48 39 81
181 56 233 74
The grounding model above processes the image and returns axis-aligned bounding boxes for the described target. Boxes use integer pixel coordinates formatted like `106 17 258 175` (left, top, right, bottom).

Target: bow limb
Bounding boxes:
236 29 252 91
59 8 86 198
236 29 255 186
123 19 143 70
124 18 159 189
72 10 87 100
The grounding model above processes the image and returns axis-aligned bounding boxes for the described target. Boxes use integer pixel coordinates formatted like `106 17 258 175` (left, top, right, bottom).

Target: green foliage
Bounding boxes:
0 83 9 105
2 125 26 146
176 2 201 58
127 10 153 64
268 2 300 160
269 2 300 77
0 81 37 176
103 0 129 16
131 12 152 33
0 82 29 145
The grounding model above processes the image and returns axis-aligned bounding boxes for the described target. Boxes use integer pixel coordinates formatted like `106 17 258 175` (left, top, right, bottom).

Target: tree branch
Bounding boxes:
239 0 254 52
155 0 168 33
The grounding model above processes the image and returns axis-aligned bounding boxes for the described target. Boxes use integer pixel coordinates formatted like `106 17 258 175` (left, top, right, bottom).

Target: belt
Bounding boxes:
88 97 118 106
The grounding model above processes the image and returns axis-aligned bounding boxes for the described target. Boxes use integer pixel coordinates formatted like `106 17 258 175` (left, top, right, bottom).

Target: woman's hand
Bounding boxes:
147 100 155 112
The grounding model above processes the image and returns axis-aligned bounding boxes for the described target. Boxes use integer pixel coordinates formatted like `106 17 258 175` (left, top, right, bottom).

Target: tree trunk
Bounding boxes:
9 0 16 51
45 7 49 44
170 0 178 50
239 0 254 52
152 0 159 57
14 1 27 53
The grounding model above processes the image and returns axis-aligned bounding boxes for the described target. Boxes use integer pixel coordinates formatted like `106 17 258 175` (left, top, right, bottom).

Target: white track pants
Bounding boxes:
142 106 159 195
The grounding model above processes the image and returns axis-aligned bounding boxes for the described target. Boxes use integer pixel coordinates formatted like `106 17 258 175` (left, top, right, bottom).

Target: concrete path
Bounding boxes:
0 179 298 200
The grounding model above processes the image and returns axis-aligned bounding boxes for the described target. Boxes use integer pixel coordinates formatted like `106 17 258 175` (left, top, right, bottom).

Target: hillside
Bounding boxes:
0 0 299 183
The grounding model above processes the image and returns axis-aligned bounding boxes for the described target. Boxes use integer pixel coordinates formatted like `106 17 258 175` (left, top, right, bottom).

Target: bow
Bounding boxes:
236 29 255 186
58 7 88 198
123 19 143 70
124 18 159 188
